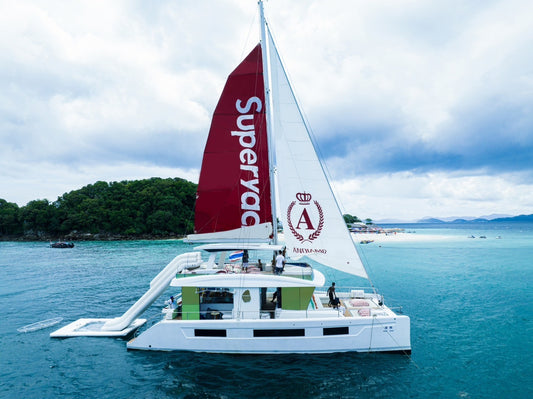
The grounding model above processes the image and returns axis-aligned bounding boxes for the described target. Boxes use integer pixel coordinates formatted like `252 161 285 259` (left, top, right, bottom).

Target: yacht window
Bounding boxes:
253 329 305 337
323 327 349 335
194 329 227 337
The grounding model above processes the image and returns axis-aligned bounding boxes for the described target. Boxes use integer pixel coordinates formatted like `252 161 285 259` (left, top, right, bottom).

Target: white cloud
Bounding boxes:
0 157 199 206
266 0 533 161
0 0 532 220
333 171 533 221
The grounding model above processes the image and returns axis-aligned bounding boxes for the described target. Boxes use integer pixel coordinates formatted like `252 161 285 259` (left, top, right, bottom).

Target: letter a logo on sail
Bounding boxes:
296 208 315 230
287 192 324 243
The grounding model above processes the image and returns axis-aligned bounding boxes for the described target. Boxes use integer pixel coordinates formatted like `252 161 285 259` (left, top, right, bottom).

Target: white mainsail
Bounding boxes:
265 27 368 280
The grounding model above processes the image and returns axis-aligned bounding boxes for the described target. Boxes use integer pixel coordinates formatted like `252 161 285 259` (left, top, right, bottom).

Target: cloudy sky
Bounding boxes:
1 0 532 221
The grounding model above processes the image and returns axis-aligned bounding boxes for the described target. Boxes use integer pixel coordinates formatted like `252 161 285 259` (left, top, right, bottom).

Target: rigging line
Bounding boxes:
356 244 377 288
266 23 371 278
353 242 377 291
260 29 359 248
264 24 307 189
369 316 419 367
239 5 258 61
264 24 348 220
134 311 164 338
369 314 374 351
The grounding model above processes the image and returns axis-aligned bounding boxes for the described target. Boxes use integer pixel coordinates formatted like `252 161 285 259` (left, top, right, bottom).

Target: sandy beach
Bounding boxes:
278 231 453 244
352 232 452 243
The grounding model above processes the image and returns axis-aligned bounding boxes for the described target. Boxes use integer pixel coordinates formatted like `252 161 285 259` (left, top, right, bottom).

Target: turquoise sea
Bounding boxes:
1 223 531 398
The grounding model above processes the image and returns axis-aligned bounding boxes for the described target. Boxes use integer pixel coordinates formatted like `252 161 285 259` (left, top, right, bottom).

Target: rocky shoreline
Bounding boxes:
0 232 185 242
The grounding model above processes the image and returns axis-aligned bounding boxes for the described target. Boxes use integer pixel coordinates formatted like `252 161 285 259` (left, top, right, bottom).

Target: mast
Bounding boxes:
259 0 278 244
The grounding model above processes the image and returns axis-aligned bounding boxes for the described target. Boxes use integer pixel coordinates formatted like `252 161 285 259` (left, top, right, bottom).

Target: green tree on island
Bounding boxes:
0 199 22 235
0 177 197 239
343 214 362 225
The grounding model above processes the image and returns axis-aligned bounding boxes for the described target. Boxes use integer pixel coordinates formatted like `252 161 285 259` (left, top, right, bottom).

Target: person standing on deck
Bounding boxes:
242 250 249 272
164 296 179 319
275 251 285 275
165 296 177 309
327 283 340 308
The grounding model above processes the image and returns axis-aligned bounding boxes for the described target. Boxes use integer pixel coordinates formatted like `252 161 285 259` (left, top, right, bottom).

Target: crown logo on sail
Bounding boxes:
287 191 324 243
296 192 312 204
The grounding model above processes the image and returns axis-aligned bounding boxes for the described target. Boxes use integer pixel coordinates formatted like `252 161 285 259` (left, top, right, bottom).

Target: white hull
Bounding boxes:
127 313 410 354
122 247 411 354
50 246 411 355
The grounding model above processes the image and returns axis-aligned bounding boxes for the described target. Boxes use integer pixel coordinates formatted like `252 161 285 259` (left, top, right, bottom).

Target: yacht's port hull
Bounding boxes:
127 314 410 354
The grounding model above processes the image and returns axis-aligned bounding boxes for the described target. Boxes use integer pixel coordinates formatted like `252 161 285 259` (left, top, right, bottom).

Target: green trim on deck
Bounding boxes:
281 287 314 310
182 287 199 320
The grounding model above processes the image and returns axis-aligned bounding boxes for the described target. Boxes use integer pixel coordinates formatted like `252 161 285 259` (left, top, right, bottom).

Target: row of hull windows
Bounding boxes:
194 327 350 338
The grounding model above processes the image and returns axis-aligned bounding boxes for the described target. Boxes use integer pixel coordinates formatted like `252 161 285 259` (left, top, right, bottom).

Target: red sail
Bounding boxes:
194 44 272 234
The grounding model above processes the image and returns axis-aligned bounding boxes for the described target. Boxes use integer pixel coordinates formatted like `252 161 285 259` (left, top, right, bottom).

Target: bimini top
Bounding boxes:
194 243 285 253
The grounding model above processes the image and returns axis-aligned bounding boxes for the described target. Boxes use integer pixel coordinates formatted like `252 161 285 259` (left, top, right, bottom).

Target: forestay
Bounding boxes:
266 28 368 279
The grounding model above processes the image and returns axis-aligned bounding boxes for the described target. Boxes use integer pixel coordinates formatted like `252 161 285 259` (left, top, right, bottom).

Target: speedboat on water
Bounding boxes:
52 0 410 354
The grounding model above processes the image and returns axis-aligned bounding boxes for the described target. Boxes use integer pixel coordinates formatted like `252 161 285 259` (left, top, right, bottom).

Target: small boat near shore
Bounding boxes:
50 241 74 248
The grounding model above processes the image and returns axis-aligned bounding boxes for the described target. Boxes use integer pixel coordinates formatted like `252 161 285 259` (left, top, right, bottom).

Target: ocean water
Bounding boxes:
1 223 531 398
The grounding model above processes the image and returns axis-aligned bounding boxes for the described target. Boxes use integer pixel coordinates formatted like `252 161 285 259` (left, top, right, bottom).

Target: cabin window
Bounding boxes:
253 329 305 337
199 288 233 304
323 327 349 336
242 289 251 303
194 329 227 337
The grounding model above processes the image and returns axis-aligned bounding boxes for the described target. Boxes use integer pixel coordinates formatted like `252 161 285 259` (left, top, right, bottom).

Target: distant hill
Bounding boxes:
417 217 446 223
374 218 413 224
491 214 533 222
417 214 533 224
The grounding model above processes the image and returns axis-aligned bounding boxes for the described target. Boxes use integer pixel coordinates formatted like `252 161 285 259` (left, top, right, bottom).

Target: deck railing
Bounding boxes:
173 308 348 320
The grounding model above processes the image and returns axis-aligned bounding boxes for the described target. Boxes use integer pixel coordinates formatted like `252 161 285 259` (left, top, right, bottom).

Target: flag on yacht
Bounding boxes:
229 251 244 262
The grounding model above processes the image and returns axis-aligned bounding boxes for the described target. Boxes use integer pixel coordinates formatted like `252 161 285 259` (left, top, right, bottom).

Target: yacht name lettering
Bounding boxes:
232 96 263 226
292 247 327 254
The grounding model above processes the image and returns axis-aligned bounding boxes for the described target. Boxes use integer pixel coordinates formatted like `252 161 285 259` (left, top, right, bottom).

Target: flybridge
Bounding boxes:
232 96 264 227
